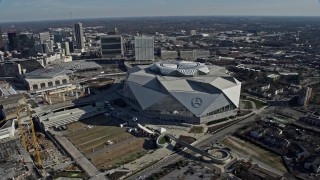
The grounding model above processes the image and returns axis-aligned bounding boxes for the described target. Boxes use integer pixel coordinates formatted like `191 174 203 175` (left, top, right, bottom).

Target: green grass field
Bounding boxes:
247 98 267 109
159 136 170 144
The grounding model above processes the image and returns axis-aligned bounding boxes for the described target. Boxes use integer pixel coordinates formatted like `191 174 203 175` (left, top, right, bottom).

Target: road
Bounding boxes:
126 109 263 180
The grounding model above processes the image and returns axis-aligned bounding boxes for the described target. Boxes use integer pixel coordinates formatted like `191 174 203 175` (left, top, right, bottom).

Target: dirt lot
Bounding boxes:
189 126 204 133
90 138 146 169
65 114 149 170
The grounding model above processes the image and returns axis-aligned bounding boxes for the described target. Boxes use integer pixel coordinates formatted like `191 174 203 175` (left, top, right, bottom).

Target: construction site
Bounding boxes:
80 77 115 90
0 96 84 179
38 87 88 105
0 139 39 179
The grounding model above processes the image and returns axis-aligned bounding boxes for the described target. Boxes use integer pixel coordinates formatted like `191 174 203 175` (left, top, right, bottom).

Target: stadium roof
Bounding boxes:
125 61 241 117
150 61 209 76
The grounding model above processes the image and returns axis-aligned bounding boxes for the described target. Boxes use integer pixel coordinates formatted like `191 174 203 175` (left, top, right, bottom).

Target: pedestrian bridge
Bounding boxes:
165 134 231 164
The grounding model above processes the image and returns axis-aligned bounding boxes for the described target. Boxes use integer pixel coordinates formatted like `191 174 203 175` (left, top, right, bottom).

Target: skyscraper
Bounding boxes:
8 31 19 51
68 41 74 53
74 22 84 50
0 26 4 51
48 40 54 52
39 32 50 43
54 31 63 43
134 36 154 61
62 42 70 56
42 43 50 54
100 35 124 58
18 33 36 56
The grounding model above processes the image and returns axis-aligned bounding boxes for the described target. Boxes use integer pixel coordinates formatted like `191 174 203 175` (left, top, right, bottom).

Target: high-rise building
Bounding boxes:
134 36 154 61
39 32 50 43
0 26 4 51
48 40 54 52
42 43 50 53
8 31 19 51
68 41 74 53
299 87 313 107
74 22 84 49
34 43 44 53
18 33 35 56
62 42 70 56
54 31 63 43
100 35 123 58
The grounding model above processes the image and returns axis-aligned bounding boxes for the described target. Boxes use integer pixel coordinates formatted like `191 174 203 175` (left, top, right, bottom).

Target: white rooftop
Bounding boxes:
150 61 210 77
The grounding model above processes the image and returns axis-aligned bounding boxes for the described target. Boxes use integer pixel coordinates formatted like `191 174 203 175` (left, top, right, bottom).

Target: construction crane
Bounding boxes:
16 98 42 168
16 109 27 150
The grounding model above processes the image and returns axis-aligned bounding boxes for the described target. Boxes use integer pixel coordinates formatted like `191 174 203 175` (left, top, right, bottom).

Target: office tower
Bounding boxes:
74 22 84 49
18 33 35 56
39 32 50 43
8 31 19 51
54 31 63 43
48 40 54 52
42 43 50 53
134 36 154 61
62 42 70 56
0 26 4 51
100 35 124 58
190 30 197 36
34 43 44 53
68 41 74 53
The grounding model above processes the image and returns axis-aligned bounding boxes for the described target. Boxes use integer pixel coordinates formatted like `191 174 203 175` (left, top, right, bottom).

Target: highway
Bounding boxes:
125 110 263 180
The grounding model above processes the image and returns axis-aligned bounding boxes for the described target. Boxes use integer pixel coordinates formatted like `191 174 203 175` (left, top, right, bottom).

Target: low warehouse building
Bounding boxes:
0 120 15 140
23 68 72 92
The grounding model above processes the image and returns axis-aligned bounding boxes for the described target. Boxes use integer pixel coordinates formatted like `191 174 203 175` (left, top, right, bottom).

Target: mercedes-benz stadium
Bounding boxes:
122 61 241 124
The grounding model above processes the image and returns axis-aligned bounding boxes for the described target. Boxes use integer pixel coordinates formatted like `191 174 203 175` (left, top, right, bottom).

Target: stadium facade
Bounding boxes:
122 61 241 124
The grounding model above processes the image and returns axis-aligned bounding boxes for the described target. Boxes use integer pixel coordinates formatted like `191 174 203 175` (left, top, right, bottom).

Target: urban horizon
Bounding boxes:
1 15 320 24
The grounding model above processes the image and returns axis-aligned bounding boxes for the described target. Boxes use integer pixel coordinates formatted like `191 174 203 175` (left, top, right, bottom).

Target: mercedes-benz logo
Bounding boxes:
191 97 203 108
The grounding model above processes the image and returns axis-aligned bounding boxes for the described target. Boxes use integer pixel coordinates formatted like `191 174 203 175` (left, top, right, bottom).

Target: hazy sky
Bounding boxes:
0 0 320 22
